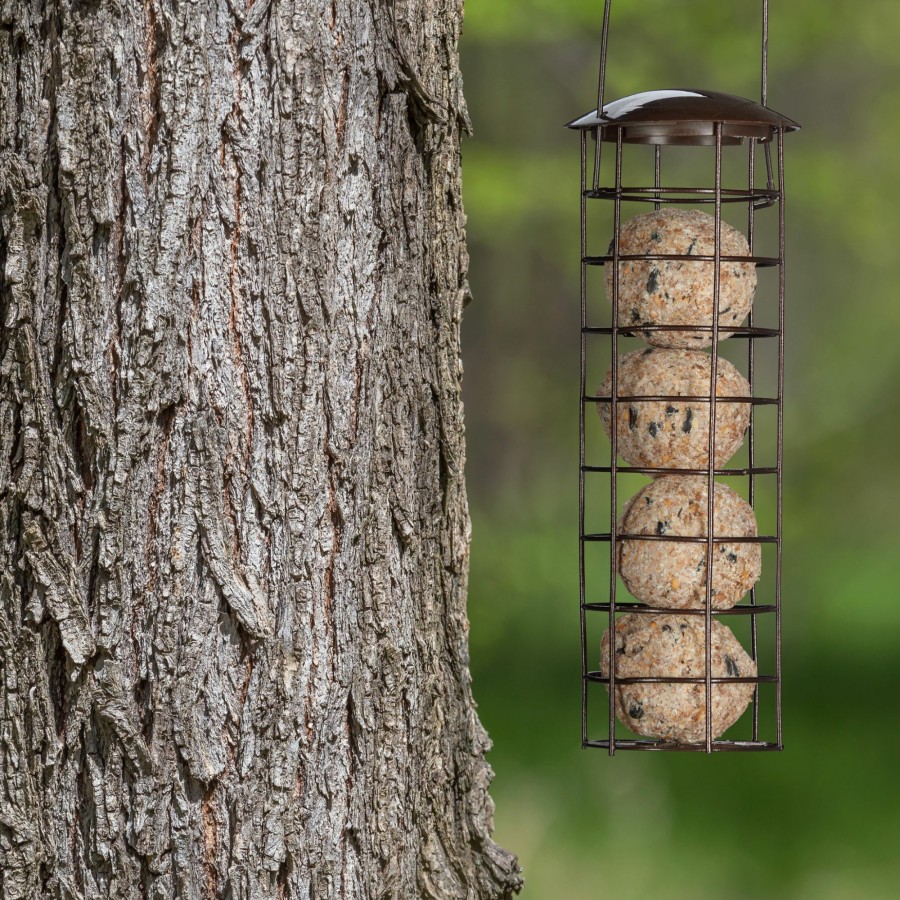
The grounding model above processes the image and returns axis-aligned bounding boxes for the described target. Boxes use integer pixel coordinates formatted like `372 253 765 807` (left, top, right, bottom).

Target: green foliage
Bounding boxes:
461 1 899 895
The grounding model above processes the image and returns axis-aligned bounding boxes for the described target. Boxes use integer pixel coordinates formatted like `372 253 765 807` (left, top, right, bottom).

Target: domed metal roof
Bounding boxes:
566 89 799 145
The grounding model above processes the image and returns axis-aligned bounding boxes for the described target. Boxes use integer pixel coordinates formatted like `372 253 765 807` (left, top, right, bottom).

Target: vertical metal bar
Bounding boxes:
705 123 724 753
746 138 760 742
775 126 785 750
654 144 662 211
608 127 624 756
580 130 589 747
761 0 769 107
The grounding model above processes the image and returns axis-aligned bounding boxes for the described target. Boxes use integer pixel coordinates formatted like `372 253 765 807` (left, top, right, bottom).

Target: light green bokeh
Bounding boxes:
461 2 900 896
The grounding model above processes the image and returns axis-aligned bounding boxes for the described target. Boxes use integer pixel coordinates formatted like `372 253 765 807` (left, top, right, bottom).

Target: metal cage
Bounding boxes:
571 0 799 753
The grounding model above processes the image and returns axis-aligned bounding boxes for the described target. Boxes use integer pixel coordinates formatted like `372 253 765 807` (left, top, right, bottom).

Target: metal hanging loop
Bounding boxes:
596 0 771 114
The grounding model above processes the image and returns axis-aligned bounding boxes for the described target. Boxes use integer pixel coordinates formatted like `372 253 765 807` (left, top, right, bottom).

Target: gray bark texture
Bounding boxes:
0 0 522 897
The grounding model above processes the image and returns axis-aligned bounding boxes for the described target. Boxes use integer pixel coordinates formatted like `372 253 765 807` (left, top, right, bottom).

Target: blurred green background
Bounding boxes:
460 2 900 897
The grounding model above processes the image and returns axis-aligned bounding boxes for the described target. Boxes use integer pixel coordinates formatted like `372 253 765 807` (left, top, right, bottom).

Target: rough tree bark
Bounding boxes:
0 1 522 897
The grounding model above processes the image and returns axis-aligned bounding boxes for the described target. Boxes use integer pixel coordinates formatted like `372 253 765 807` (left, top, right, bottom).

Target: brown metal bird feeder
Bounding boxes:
571 0 799 753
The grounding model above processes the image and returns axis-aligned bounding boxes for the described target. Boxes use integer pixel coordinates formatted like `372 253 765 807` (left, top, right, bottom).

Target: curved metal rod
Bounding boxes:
595 0 771 114
595 0 613 116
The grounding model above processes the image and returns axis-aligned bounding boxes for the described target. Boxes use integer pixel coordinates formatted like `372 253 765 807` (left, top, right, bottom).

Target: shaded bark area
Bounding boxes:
0 1 522 897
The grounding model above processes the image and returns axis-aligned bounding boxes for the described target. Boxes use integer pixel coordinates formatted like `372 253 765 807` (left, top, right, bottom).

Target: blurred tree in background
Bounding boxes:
461 1 900 896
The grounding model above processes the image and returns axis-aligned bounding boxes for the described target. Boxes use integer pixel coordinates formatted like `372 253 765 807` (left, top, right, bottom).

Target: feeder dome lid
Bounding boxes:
566 89 799 145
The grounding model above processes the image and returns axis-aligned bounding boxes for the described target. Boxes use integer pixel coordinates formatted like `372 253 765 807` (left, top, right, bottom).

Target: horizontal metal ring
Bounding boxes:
581 533 777 544
582 602 777 616
581 739 782 753
585 253 779 267
584 186 780 207
583 325 780 338
586 394 777 405
582 465 778 476
586 672 777 685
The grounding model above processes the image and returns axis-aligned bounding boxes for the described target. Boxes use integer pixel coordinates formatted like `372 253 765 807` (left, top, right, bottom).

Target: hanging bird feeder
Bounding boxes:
572 1 799 753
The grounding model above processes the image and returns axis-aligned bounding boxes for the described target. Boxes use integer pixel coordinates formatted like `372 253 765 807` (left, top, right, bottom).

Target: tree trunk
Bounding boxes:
0 1 522 897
